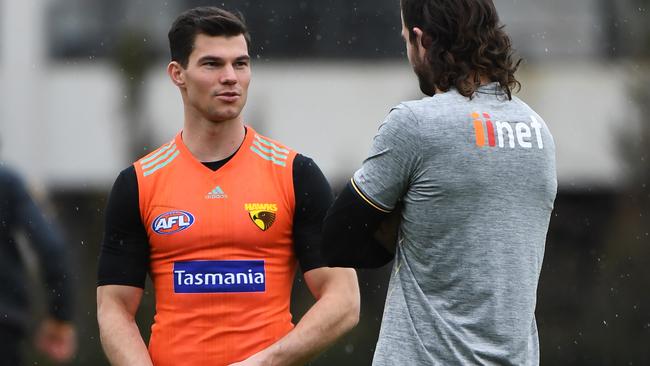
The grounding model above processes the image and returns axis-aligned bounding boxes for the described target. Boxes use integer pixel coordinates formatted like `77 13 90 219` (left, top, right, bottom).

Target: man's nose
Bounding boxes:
220 65 237 85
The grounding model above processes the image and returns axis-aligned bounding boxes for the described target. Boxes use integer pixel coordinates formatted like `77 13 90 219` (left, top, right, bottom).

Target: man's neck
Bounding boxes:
477 74 492 86
433 74 493 95
181 115 246 162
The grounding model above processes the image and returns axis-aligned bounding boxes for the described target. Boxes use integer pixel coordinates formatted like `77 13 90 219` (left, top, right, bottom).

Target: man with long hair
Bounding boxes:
322 1 557 365
0 164 76 365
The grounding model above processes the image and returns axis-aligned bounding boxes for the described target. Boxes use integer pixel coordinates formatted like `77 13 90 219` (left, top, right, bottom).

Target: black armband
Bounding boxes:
322 181 394 268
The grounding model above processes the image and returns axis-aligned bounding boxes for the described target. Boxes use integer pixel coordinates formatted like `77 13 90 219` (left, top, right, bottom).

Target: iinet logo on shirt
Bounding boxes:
471 112 544 149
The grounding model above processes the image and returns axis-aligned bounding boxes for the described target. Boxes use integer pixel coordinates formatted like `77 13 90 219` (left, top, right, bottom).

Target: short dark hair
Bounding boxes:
168 7 251 68
401 0 521 99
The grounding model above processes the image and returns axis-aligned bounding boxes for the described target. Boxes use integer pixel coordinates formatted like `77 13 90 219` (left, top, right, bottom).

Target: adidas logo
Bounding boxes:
205 185 227 199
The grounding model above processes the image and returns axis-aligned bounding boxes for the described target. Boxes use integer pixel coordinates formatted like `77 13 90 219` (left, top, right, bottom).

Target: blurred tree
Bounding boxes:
604 3 650 362
112 29 156 162
601 74 650 364
534 2 650 365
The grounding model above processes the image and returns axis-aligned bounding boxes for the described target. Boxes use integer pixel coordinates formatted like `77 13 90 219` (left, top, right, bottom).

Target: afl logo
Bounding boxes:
152 210 195 235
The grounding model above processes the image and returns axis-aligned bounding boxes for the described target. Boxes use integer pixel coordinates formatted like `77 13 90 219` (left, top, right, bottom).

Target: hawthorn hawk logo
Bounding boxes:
244 203 278 231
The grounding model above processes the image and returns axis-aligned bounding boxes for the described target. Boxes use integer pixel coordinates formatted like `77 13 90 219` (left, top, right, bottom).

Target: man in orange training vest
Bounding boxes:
96 7 359 366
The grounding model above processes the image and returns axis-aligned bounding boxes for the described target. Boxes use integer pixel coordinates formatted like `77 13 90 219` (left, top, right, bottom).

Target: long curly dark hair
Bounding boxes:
401 0 522 99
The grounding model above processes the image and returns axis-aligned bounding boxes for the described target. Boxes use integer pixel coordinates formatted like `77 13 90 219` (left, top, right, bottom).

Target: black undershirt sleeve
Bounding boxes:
321 181 395 268
291 154 333 273
97 166 149 288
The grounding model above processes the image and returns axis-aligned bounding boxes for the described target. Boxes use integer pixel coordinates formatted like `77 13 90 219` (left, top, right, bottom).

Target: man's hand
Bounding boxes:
97 285 153 366
229 267 359 366
35 317 77 363
228 352 268 366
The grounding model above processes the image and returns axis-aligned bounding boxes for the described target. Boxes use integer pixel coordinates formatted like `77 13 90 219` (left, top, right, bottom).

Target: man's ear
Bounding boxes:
167 61 185 87
413 27 434 47
412 27 431 59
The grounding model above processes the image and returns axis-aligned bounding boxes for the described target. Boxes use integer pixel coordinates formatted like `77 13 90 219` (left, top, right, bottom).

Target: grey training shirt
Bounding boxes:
353 83 557 365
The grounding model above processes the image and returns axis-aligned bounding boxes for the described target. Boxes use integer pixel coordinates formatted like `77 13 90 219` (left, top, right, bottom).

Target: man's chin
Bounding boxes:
206 108 243 123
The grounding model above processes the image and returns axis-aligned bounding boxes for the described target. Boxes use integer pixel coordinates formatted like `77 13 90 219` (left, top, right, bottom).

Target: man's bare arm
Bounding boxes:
97 285 153 366
231 267 360 366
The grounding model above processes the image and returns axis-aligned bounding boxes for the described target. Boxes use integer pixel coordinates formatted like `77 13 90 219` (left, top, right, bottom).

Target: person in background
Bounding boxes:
322 0 557 365
0 164 76 365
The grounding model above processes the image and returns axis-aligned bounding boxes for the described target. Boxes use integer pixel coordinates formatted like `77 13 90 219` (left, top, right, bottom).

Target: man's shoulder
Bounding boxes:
135 138 178 167
390 94 453 122
405 89 467 108
108 138 174 189
116 165 137 182
130 136 182 181
509 96 544 119
248 129 299 171
0 165 24 189
250 130 296 155
0 164 18 180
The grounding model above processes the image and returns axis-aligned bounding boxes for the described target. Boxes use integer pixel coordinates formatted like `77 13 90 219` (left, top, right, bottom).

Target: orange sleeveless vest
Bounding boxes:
133 127 297 365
